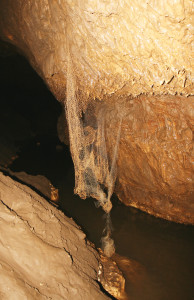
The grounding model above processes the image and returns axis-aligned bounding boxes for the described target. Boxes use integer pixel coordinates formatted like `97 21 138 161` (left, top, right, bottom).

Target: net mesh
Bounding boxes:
64 48 122 256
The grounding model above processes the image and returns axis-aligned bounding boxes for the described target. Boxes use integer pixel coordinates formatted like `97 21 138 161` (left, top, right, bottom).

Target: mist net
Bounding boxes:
64 50 122 256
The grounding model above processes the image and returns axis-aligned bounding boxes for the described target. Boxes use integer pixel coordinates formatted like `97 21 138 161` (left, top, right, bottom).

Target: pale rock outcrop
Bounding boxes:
0 172 110 300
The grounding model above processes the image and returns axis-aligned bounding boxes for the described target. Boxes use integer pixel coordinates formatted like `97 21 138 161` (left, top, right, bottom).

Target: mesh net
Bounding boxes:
64 49 122 256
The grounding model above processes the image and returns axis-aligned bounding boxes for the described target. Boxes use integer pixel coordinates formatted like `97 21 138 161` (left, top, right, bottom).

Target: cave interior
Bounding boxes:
0 46 194 300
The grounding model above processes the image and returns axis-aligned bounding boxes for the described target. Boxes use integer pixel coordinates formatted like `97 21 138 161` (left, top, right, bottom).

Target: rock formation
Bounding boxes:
0 0 193 223
0 171 110 299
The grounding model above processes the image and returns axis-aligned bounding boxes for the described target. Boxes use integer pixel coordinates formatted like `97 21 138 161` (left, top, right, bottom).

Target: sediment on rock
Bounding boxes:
0 171 110 300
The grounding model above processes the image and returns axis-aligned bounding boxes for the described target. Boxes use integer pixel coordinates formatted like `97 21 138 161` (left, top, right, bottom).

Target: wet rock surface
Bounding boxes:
98 249 127 300
0 172 110 300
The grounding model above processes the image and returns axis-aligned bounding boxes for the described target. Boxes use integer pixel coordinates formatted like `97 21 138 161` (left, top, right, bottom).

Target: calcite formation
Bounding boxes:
0 0 193 223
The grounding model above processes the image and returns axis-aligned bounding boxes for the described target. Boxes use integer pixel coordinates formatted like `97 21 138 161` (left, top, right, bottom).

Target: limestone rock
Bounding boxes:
0 1 193 224
0 172 109 300
105 94 194 224
0 0 193 101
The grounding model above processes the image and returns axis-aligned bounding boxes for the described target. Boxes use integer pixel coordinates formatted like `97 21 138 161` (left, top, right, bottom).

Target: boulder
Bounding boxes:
0 172 109 300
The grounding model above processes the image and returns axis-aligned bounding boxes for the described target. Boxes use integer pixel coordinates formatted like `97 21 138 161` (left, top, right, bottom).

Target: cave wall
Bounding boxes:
0 0 193 224
0 0 193 102
104 94 194 224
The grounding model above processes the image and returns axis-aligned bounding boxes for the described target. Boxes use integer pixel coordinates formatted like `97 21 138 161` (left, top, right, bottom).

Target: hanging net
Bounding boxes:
64 49 122 256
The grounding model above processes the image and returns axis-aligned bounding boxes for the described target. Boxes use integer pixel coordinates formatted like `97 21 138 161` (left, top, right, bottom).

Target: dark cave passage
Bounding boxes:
0 53 194 300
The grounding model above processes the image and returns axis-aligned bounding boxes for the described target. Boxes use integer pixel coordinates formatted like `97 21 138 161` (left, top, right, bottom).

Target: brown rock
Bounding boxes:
105 94 194 224
0 0 193 100
0 172 110 300
98 248 127 300
0 1 193 223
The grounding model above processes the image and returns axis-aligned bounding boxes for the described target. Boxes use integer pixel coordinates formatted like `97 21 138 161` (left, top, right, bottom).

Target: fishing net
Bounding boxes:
64 49 122 256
